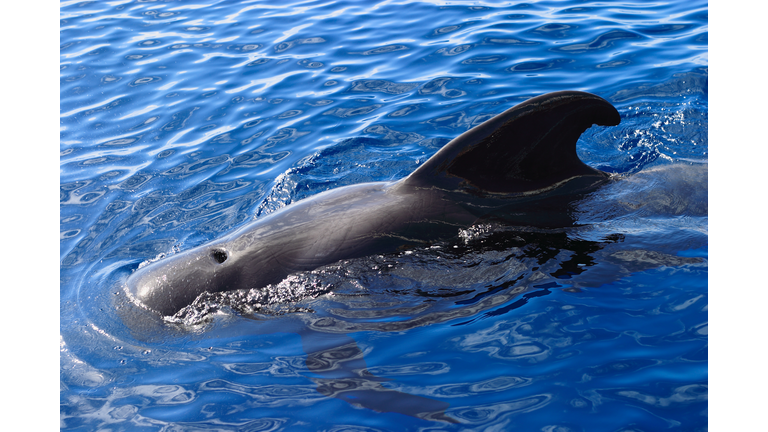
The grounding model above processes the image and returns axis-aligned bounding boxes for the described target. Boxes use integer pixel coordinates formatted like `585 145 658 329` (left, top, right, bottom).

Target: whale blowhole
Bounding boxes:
211 248 228 264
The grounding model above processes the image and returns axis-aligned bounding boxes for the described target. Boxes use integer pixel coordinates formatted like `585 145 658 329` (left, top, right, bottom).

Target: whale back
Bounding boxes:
126 91 623 317
403 91 621 195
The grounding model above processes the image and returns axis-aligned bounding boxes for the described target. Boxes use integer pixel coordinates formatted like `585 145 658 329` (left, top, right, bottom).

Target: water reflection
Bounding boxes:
349 79 418 95
555 29 643 53
60 0 708 427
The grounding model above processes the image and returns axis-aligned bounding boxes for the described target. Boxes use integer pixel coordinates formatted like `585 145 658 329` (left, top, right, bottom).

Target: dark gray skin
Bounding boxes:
126 91 621 316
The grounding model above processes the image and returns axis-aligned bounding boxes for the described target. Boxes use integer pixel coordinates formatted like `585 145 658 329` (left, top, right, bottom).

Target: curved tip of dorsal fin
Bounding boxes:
403 91 620 195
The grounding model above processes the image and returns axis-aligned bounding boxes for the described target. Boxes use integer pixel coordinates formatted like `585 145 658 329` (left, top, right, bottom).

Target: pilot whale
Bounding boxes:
126 91 621 316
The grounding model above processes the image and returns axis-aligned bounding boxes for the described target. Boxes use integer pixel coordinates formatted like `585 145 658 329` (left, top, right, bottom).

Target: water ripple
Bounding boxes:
61 0 707 430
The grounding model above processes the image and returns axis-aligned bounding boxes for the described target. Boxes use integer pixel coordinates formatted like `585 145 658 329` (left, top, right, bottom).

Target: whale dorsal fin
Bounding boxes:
403 91 621 195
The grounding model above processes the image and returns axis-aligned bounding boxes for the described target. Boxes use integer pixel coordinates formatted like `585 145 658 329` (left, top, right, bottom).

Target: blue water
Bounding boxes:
60 0 707 430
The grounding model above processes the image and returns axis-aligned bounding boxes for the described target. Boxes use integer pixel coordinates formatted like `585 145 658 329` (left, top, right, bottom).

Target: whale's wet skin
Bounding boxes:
126 91 621 316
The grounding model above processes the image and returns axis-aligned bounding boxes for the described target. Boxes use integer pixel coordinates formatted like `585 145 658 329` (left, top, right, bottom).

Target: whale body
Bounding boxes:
126 91 621 316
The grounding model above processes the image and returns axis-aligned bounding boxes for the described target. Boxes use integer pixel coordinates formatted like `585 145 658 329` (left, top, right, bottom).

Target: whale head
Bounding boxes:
126 242 241 316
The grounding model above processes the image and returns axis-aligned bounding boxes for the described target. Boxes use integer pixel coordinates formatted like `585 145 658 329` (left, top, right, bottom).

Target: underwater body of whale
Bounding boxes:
126 91 622 316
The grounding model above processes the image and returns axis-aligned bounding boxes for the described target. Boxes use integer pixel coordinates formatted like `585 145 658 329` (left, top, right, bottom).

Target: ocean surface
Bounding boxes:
60 0 708 430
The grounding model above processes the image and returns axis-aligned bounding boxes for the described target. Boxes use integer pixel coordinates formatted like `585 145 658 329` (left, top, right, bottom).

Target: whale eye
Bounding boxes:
211 248 228 264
